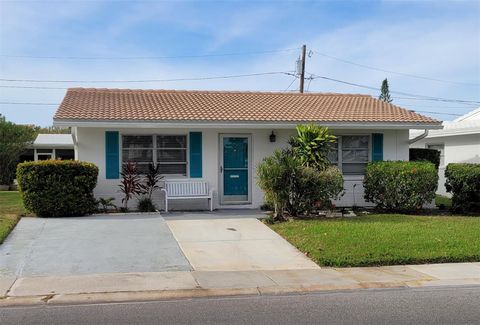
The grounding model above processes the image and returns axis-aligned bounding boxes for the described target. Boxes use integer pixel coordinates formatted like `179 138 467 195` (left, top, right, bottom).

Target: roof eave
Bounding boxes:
53 119 443 130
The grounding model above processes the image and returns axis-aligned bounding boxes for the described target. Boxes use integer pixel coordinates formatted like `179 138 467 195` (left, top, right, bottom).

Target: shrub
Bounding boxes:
118 162 143 211
409 148 441 169
445 163 480 212
289 165 343 216
96 197 116 213
257 150 298 220
16 160 98 217
142 163 164 200
137 197 157 212
364 161 438 211
257 149 343 219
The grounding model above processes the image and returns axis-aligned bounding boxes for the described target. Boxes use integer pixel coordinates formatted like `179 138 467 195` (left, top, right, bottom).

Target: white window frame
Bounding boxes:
330 134 372 176
120 134 189 178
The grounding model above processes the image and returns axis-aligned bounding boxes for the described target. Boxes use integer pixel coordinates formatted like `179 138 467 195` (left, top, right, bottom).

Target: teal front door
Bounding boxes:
221 135 250 203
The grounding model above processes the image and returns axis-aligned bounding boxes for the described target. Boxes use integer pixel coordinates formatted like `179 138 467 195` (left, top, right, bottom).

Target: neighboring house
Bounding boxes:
53 88 441 210
19 134 75 162
410 107 480 196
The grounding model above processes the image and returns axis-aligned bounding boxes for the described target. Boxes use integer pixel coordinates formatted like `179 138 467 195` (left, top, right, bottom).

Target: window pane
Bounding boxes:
342 149 368 163
159 164 187 175
157 149 186 162
157 135 186 149
122 136 153 149
342 136 369 149
56 149 74 160
37 149 53 153
122 149 152 162
327 140 338 163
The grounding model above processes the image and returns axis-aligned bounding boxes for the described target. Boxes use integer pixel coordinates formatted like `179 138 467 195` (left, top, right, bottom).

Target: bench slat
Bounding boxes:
165 181 209 197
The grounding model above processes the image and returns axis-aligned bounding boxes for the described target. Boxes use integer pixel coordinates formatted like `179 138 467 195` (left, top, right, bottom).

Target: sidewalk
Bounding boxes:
1 262 479 306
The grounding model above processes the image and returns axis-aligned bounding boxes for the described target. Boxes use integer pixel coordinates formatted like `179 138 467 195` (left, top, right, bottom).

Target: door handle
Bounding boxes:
220 166 223 173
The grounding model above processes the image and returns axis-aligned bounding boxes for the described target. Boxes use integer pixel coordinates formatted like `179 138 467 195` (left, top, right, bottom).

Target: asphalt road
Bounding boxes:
2 286 480 325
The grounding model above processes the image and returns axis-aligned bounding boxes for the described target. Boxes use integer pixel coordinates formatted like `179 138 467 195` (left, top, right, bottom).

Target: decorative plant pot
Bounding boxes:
0 185 10 191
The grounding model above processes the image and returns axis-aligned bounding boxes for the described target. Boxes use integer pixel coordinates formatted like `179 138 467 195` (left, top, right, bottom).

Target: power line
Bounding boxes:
311 50 480 86
283 76 298 92
393 96 479 106
309 73 480 105
0 85 68 90
0 101 58 106
0 71 291 84
412 110 462 117
0 48 299 61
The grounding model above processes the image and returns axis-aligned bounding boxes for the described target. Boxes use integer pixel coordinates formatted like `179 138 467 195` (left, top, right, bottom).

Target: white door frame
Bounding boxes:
218 133 252 205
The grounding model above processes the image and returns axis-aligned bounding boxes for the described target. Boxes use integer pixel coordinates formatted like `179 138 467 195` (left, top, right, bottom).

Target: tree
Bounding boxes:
379 78 392 103
0 115 36 185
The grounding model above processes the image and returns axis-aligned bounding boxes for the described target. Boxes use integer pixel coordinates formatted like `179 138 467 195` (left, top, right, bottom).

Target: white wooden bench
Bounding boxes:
161 180 214 212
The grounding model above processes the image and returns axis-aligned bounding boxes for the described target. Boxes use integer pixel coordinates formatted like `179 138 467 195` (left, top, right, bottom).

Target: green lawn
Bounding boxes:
269 214 480 267
435 194 452 208
0 191 26 244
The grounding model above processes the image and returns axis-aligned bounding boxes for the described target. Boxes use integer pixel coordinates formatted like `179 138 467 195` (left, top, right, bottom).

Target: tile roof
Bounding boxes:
53 88 440 125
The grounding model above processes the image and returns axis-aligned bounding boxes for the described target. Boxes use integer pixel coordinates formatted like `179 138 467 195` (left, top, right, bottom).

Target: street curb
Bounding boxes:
0 282 411 307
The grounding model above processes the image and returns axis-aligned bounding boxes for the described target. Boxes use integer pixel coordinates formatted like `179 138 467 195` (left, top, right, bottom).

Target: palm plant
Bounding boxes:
289 124 336 171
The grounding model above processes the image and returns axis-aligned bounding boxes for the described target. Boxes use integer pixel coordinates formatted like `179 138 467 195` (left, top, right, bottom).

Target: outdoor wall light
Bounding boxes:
269 131 276 143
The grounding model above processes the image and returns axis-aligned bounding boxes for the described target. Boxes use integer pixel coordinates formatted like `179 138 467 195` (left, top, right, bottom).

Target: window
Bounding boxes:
156 135 187 175
328 135 370 175
427 144 445 168
341 136 369 175
122 135 187 175
55 149 75 160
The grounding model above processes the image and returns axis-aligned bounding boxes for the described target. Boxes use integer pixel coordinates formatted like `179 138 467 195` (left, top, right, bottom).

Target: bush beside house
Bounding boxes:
445 163 480 212
364 161 438 211
409 148 441 169
257 125 343 220
17 160 98 217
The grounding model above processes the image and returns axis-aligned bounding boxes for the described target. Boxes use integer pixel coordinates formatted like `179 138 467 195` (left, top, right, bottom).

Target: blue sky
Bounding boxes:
0 0 479 126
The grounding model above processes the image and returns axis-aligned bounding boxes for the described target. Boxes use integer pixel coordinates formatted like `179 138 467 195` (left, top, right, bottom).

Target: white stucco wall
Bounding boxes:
76 127 409 210
411 133 480 196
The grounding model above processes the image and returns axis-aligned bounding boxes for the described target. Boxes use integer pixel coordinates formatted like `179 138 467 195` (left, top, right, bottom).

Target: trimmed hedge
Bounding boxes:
364 161 438 211
445 163 480 212
409 148 441 169
16 160 98 217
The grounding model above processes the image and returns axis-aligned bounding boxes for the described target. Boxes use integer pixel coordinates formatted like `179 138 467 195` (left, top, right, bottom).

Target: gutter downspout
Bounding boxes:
409 129 429 144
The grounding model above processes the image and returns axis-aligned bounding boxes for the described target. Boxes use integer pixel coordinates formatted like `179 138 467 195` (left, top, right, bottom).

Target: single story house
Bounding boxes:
410 107 480 196
53 88 441 210
19 134 75 162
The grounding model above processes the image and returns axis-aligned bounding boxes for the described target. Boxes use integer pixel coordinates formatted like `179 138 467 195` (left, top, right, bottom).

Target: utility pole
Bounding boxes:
299 44 306 93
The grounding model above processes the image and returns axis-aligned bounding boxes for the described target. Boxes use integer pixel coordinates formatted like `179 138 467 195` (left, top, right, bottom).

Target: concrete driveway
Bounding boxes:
0 215 191 277
0 212 318 278
167 218 319 271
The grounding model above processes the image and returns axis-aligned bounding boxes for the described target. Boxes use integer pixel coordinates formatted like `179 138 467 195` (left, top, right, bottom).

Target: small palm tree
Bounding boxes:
289 124 336 171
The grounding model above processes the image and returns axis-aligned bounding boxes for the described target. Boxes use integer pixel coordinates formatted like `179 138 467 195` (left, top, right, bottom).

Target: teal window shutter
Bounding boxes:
189 132 202 178
372 133 384 161
105 131 120 179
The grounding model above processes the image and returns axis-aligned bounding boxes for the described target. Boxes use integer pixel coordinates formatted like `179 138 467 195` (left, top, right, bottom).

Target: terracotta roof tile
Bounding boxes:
53 88 440 125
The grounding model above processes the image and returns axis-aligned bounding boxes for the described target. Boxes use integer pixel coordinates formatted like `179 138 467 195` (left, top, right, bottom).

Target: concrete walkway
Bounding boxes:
167 218 319 271
1 263 479 306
